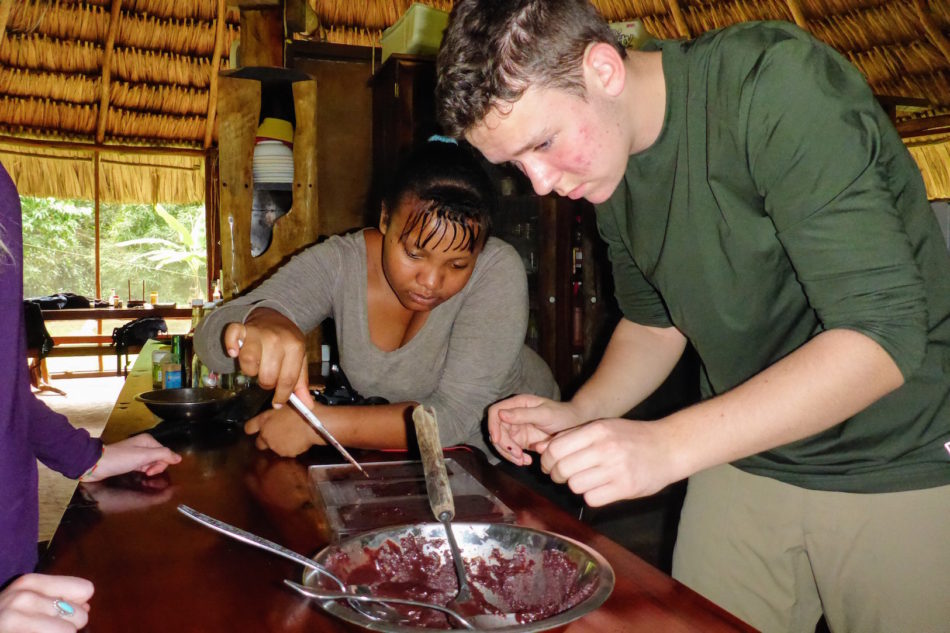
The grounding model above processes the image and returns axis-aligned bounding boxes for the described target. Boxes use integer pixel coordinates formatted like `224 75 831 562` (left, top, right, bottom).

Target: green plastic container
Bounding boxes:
381 3 449 63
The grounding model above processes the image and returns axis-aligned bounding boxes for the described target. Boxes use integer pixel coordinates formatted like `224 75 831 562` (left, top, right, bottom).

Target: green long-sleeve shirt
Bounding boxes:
598 22 950 492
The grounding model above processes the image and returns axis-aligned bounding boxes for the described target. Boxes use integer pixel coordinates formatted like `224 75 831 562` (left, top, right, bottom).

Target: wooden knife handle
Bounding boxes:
412 405 455 521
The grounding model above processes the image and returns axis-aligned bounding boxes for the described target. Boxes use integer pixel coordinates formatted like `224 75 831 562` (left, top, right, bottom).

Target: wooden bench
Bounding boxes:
45 335 144 376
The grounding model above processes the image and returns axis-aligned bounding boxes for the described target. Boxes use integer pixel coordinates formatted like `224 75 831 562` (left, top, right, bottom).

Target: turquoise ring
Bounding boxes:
54 599 75 617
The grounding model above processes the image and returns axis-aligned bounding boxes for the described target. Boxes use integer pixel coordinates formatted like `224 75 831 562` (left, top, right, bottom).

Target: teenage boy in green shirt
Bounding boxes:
435 2 950 632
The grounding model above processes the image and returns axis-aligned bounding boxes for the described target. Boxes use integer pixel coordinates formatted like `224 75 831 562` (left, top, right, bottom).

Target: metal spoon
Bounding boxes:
284 580 476 630
176 505 397 623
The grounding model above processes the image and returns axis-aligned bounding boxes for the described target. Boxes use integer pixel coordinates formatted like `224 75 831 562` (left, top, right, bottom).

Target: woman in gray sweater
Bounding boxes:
195 140 557 459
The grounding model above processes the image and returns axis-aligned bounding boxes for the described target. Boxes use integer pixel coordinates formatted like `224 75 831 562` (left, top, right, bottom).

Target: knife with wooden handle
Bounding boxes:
412 404 473 603
412 404 454 522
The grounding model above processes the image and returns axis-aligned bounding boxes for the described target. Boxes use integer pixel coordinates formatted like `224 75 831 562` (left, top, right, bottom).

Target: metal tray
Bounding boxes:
310 459 516 540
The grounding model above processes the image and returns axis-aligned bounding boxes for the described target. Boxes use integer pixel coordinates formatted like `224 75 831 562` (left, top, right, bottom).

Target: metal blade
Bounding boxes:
288 393 367 477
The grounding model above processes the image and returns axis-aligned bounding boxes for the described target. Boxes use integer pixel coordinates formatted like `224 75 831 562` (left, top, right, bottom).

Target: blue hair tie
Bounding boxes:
428 134 458 145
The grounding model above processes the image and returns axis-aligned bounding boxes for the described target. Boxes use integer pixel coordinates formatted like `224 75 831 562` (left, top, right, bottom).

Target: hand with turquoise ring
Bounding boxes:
0 573 93 632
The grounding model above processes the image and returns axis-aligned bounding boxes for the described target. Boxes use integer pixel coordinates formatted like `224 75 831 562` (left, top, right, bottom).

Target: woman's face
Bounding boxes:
379 194 484 312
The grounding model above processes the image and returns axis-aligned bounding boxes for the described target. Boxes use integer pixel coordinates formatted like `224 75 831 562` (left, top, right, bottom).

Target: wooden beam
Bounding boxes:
665 0 691 39
95 0 123 144
204 0 227 149
0 0 13 42
897 114 950 138
0 147 202 171
914 0 950 65
0 134 209 156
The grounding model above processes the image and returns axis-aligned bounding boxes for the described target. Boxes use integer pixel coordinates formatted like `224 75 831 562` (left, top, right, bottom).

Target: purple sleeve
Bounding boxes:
23 361 102 479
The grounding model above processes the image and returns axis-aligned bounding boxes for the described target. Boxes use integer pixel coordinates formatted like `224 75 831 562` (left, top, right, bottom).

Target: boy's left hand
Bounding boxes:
81 434 182 482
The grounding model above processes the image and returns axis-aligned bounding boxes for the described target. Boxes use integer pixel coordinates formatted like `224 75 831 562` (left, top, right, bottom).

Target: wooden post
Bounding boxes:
0 0 13 42
239 8 284 67
94 151 103 373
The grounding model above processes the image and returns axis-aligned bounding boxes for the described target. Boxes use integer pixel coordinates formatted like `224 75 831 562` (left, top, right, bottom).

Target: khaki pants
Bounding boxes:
672 464 950 633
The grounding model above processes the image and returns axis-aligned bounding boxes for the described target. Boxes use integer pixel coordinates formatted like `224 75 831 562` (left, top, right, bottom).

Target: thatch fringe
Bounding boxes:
9 1 111 41
309 0 452 31
0 67 98 104
874 73 950 108
116 15 227 57
848 41 945 85
110 81 208 116
593 0 669 21
105 109 205 142
0 96 97 134
0 33 102 73
797 0 890 18
681 0 791 35
810 4 920 52
76 0 239 24
0 34 225 88
8 1 236 57
0 141 206 203
0 96 207 143
113 46 218 88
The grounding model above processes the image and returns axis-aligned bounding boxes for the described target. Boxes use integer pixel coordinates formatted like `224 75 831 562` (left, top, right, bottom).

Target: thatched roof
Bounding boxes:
0 0 239 147
0 0 947 199
305 0 950 198
0 0 237 202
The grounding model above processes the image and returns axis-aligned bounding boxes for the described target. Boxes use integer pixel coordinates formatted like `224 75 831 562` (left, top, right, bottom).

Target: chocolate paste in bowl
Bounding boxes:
323 534 597 629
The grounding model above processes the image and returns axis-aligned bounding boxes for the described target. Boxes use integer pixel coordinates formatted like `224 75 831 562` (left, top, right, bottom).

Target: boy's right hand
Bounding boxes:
487 395 586 466
0 573 93 632
223 308 313 406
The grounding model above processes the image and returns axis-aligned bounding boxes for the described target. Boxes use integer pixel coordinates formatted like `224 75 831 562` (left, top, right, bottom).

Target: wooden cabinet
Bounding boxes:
369 54 611 392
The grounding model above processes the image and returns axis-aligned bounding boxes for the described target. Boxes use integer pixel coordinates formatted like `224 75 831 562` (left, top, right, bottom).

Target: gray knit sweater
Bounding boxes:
194 230 558 458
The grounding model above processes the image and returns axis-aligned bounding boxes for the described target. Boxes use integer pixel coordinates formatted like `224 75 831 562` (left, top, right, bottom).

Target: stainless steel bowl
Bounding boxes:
303 522 614 632
136 388 236 421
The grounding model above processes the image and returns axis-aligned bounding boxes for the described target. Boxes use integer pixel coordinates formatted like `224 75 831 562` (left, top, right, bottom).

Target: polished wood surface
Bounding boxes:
42 348 755 633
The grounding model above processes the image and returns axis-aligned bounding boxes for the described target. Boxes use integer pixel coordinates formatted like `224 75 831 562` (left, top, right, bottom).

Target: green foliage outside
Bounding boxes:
21 197 207 306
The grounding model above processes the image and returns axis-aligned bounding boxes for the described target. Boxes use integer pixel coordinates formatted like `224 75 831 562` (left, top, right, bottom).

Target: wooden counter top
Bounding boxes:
41 347 756 632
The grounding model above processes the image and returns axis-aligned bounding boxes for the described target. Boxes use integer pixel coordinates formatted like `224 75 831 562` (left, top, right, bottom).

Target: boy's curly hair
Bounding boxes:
435 0 624 138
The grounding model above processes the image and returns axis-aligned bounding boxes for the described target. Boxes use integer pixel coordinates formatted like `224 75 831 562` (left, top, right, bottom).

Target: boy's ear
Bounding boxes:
585 42 626 97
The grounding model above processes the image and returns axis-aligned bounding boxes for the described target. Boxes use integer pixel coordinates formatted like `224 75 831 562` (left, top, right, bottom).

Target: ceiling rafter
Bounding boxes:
95 0 123 143
203 0 226 149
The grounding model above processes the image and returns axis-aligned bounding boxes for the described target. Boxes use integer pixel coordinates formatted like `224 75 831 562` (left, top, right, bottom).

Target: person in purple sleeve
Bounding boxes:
0 161 181 632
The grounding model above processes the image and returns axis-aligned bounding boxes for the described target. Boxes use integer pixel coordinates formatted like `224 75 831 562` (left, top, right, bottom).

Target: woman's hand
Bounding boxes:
82 434 181 483
244 405 322 457
223 308 312 406
487 395 587 466
0 573 93 632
